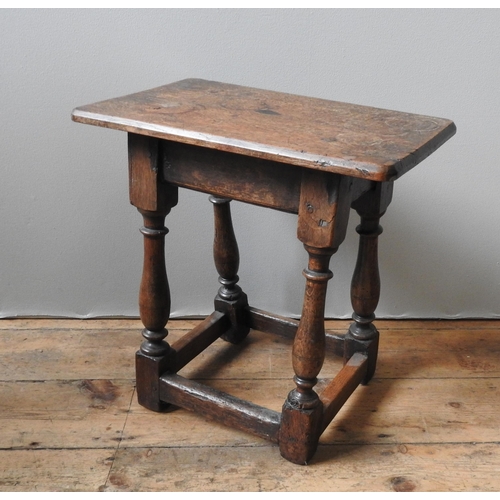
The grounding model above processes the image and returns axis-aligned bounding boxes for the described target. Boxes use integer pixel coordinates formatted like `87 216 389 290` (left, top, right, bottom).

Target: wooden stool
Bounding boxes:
72 79 455 464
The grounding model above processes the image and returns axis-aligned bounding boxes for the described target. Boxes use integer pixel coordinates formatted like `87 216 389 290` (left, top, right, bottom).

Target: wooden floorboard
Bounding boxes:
0 318 499 491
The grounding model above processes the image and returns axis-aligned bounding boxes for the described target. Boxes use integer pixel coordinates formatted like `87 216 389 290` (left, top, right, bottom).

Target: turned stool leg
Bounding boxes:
210 196 249 344
128 133 179 412
345 183 393 384
280 245 336 464
279 171 352 464
135 208 175 411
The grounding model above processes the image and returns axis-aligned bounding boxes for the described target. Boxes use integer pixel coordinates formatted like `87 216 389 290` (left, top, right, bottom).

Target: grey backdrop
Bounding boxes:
1 9 499 319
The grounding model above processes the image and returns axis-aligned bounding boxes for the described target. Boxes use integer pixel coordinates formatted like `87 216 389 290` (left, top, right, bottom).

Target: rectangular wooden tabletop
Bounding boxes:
72 79 455 182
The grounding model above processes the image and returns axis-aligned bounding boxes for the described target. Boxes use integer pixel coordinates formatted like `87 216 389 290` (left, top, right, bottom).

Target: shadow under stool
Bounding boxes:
72 79 455 464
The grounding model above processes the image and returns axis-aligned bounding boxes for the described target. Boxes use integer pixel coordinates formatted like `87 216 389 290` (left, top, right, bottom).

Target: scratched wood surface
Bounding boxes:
72 79 456 182
0 318 499 491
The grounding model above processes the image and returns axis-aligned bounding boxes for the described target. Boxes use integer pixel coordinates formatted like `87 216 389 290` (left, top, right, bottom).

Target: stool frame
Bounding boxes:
72 79 455 464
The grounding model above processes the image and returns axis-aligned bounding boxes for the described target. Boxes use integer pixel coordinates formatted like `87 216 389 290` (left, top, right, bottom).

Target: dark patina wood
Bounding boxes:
342 182 395 384
159 373 281 443
247 307 345 358
210 196 250 344
164 142 303 213
128 134 179 412
72 78 455 465
73 78 455 182
169 311 230 372
319 352 368 433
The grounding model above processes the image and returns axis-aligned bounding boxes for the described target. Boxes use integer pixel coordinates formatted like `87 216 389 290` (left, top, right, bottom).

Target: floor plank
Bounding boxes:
102 443 500 492
0 380 134 450
0 449 114 492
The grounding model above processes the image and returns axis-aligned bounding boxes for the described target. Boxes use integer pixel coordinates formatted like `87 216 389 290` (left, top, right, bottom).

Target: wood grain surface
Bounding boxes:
72 79 456 181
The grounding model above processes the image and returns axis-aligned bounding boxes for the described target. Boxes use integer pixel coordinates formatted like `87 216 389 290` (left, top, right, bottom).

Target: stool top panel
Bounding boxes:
72 78 455 181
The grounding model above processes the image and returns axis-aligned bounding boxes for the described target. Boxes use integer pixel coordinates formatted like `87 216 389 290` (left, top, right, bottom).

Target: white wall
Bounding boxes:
1 9 499 319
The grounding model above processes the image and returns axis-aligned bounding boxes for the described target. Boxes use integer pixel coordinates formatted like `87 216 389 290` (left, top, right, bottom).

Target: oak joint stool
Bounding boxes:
72 79 455 464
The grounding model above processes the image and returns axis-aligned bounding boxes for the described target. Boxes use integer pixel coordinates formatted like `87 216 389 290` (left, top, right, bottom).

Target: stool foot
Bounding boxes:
136 351 172 412
279 400 323 465
344 330 379 385
214 292 250 344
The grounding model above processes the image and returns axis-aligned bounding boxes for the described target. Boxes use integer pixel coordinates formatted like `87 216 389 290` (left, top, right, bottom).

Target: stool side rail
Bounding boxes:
159 372 282 443
246 306 346 358
318 352 368 434
170 311 230 372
